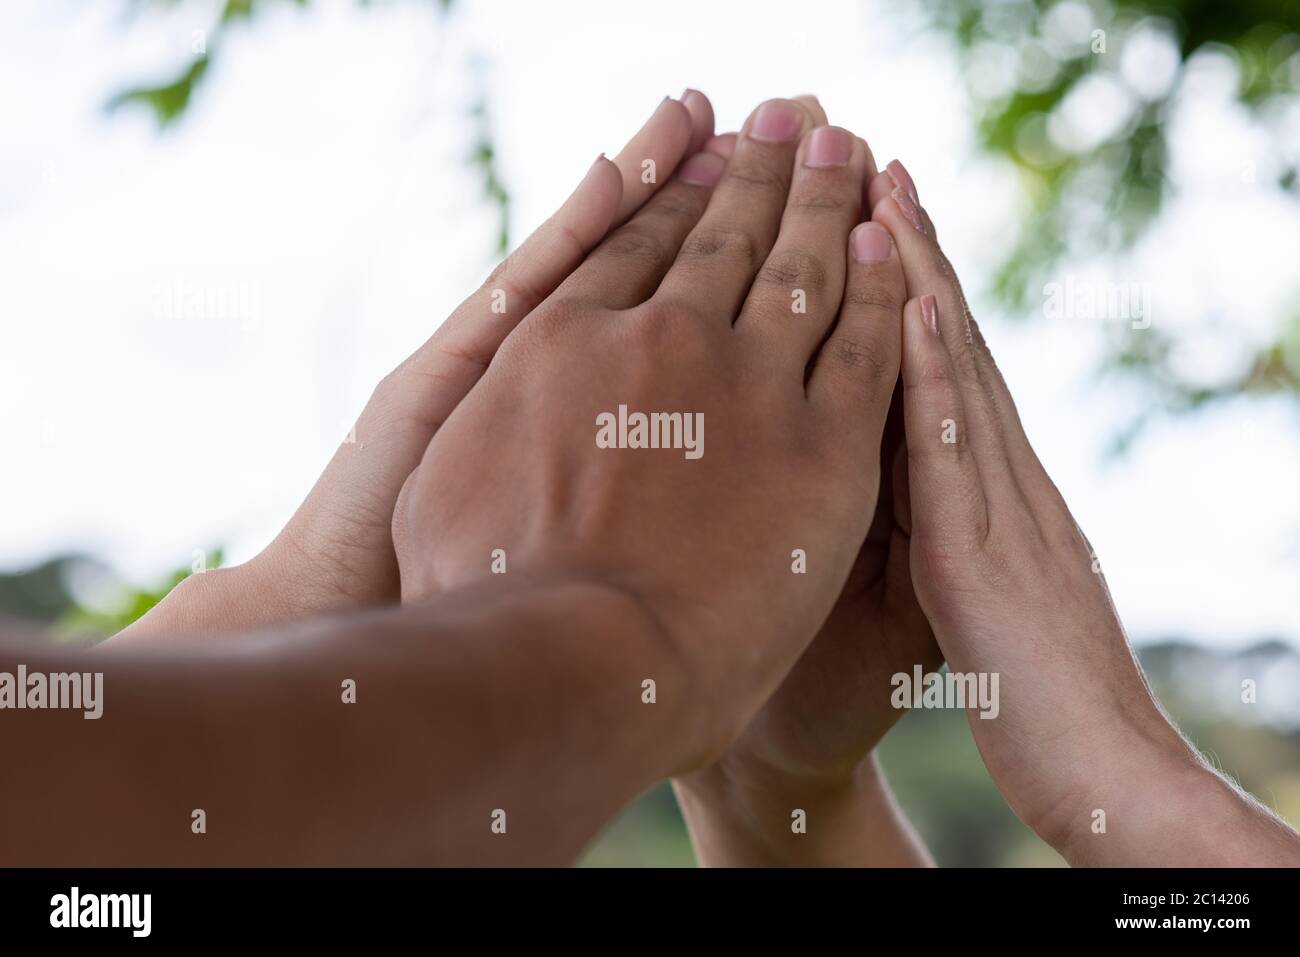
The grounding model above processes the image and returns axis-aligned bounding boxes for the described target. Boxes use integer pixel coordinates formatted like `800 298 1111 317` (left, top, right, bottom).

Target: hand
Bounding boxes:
869 161 1300 866
671 105 941 866
393 99 905 757
116 92 723 640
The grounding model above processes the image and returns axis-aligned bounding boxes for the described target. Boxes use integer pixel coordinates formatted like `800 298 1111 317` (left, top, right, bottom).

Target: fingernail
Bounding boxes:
679 150 725 187
887 159 919 204
680 87 699 102
920 294 940 337
892 185 925 233
851 223 892 262
750 101 803 143
703 133 737 158
805 126 854 168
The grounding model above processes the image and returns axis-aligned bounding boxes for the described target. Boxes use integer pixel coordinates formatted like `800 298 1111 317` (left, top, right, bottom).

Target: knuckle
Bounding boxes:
599 224 672 272
844 282 903 316
644 189 701 223
517 297 581 347
756 250 828 292
626 298 712 361
635 295 706 338
909 356 954 391
485 255 545 315
484 253 514 287
680 224 761 270
791 188 852 216
725 157 789 196
825 334 892 386
366 368 405 412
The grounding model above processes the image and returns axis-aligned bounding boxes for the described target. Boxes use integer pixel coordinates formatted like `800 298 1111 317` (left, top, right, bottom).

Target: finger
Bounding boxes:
872 168 1021 502
680 88 715 155
738 127 870 363
868 158 936 236
883 441 945 676
857 137 879 216
808 223 905 429
705 132 737 159
900 294 988 547
655 98 816 323
610 96 697 224
395 156 623 421
787 98 882 214
555 145 729 309
400 97 702 407
866 171 892 214
794 94 828 126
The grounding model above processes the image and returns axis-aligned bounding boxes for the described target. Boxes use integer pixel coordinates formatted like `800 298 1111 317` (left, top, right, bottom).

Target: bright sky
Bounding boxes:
2 0 1298 647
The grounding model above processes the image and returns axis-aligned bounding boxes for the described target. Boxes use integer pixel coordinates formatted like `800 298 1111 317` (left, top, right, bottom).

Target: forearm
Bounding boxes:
2 577 695 865
674 754 932 867
1047 723 1300 867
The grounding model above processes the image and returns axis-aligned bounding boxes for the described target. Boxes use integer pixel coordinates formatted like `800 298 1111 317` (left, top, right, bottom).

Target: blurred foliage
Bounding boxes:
469 91 511 256
65 0 1300 866
108 0 507 249
109 0 1300 445
580 639 1300 867
0 551 222 641
921 0 1300 439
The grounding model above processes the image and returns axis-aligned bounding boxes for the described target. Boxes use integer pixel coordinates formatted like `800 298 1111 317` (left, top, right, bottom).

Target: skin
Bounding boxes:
672 98 939 868
393 98 907 753
677 150 1300 867
2 580 690 865
112 90 929 865
34 88 1290 867
115 91 723 639
3 98 911 865
864 161 1300 867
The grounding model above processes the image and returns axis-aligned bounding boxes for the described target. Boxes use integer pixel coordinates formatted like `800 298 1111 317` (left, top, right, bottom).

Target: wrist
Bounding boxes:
1054 739 1300 866
1034 699 1300 866
675 752 895 866
433 572 722 779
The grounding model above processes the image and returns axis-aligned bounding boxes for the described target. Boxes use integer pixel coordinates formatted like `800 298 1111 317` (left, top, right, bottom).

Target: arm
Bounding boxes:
674 754 931 867
870 161 1300 867
115 91 723 643
3 577 693 865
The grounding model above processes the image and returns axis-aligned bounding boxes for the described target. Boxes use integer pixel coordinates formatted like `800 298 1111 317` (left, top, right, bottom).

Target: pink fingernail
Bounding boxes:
704 133 737 158
750 101 803 143
892 185 925 233
887 159 919 204
679 150 725 187
920 294 940 337
805 126 853 168
851 222 892 262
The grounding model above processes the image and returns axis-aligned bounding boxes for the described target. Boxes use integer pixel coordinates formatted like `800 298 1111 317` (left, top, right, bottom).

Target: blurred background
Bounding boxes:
2 0 1298 865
